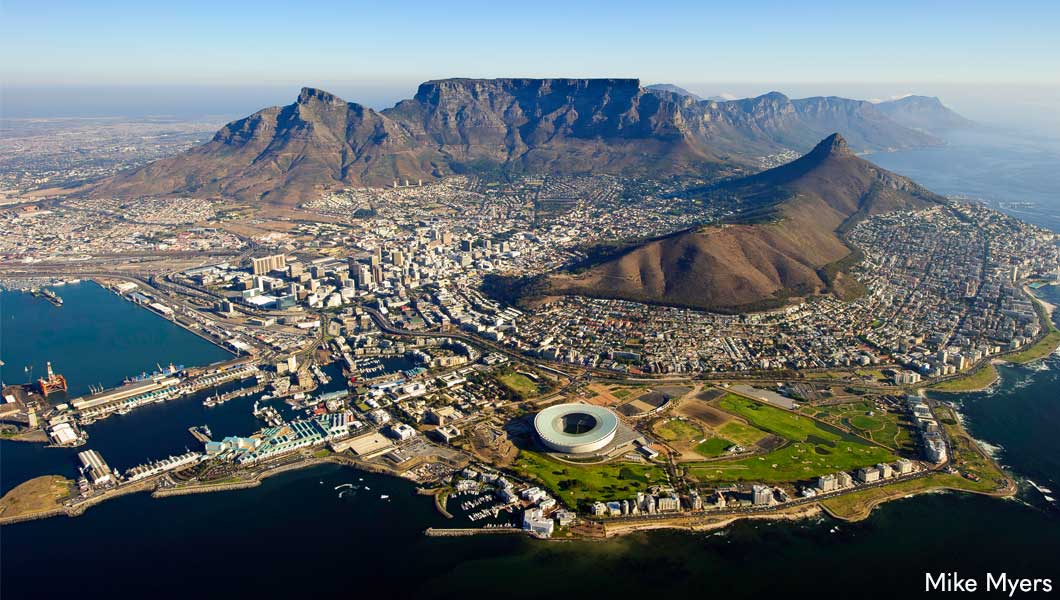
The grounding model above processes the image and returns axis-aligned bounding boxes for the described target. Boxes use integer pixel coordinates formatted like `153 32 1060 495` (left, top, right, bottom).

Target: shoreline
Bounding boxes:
1 453 1015 536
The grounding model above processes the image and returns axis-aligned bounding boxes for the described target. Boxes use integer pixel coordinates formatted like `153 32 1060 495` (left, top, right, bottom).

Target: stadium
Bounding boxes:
534 403 620 454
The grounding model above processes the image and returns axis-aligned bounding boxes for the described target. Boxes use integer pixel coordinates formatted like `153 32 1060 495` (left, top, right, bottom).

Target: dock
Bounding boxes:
423 527 522 537
188 425 213 444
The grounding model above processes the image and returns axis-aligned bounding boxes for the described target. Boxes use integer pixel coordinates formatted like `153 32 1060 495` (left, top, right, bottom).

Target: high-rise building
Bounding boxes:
817 474 837 492
857 466 881 483
357 264 373 288
752 485 773 506
252 254 287 275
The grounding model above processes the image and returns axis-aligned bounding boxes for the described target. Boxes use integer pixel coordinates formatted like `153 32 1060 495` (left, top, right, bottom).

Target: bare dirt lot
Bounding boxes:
677 397 732 427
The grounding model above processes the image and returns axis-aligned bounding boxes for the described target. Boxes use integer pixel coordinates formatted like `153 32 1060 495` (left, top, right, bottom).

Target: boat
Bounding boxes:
41 288 63 306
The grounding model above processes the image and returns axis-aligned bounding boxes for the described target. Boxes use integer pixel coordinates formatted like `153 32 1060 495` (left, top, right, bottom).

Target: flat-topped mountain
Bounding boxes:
89 79 946 205
543 133 946 312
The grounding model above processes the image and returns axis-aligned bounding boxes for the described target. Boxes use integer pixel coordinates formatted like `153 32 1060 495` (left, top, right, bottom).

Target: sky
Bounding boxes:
2 0 1059 132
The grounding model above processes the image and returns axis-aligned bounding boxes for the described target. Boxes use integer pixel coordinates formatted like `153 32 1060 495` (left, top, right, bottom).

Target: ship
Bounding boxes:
42 289 63 306
124 363 184 384
30 288 63 306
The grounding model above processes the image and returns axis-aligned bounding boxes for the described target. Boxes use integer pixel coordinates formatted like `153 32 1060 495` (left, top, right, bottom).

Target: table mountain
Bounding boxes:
89 79 943 205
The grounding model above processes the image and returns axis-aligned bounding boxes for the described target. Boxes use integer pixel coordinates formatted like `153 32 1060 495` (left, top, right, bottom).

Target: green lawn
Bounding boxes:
686 395 896 483
1006 330 1060 364
934 405 1010 492
716 420 770 447
497 373 540 398
719 395 832 442
820 472 996 520
1006 293 1060 364
512 451 667 508
930 362 999 392
801 400 914 451
695 438 733 458
686 439 894 484
654 419 703 442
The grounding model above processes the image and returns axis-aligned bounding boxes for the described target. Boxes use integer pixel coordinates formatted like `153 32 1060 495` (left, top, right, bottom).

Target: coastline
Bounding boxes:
0 452 408 527
1 451 1016 537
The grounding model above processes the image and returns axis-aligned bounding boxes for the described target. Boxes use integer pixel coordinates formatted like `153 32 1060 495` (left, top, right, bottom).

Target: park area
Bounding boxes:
652 417 735 459
802 399 917 452
684 394 895 484
496 371 543 399
512 450 667 509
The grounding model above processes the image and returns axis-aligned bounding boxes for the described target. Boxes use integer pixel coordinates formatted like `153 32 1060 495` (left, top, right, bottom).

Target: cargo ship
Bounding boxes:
124 363 184 384
30 288 63 307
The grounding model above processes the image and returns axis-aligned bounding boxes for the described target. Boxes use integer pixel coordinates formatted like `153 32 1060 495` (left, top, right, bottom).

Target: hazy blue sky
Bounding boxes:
2 0 1058 131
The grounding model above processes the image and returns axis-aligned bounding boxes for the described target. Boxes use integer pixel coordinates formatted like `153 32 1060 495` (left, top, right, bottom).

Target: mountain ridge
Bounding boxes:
88 79 949 205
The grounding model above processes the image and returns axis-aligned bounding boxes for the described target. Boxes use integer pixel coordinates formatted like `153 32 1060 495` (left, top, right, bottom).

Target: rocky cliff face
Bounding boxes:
89 79 946 205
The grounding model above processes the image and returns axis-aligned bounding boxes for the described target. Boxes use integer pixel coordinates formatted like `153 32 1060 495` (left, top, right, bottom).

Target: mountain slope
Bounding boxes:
645 83 703 100
875 95 975 133
89 79 943 205
544 134 946 312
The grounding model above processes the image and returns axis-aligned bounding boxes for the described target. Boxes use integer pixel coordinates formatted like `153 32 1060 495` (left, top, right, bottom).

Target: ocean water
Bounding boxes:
2 280 1059 597
869 128 1060 232
0 281 233 398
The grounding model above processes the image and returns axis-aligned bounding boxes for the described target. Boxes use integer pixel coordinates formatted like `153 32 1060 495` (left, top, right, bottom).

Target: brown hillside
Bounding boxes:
546 134 945 312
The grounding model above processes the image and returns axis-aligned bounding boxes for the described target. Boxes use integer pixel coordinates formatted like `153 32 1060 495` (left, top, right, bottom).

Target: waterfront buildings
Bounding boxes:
77 450 114 486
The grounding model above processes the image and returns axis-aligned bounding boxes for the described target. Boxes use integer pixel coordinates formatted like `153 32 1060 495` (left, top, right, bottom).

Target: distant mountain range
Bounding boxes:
540 133 946 312
89 78 964 205
644 83 703 100
873 95 976 133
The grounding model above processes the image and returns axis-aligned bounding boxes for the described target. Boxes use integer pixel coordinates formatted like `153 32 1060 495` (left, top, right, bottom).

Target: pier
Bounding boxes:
188 425 213 444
